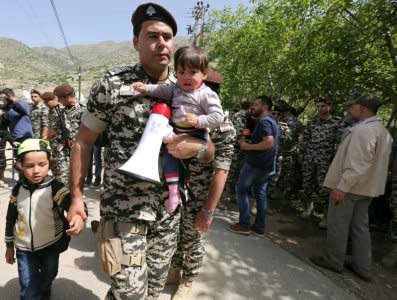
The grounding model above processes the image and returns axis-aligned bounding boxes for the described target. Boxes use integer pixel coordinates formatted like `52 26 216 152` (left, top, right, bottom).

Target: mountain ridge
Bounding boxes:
0 37 189 97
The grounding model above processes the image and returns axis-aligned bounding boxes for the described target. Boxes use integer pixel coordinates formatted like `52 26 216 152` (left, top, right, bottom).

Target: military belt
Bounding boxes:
120 254 146 267
117 222 147 235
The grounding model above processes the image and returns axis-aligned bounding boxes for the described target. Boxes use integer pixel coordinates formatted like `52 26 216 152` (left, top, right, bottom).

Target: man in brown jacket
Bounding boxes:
311 93 392 281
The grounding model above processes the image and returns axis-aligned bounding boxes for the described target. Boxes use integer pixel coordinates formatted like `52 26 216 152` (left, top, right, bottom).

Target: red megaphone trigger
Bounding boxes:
151 103 171 120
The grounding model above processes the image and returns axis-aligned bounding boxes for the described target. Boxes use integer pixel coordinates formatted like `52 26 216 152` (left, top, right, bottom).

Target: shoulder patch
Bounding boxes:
107 66 132 76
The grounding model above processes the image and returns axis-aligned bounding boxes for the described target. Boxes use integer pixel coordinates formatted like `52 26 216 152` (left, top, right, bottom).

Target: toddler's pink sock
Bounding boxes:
165 184 180 213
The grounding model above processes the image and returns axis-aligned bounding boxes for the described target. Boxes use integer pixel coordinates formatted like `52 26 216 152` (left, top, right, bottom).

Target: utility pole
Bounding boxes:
187 1 210 46
78 66 82 101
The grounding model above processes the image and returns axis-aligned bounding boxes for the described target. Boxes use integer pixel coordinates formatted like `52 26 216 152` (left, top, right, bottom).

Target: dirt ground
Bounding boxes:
262 204 397 300
220 195 396 300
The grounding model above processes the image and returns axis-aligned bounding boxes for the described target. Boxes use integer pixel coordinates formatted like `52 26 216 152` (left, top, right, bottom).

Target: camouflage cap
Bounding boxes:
346 93 382 113
53 83 75 98
271 105 281 112
277 100 291 112
131 2 177 36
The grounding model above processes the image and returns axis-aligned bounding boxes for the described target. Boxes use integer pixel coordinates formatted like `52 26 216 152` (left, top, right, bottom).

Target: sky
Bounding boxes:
0 0 252 48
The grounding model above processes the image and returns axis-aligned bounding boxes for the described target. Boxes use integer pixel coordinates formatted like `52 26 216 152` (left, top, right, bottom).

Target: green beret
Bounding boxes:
131 2 177 36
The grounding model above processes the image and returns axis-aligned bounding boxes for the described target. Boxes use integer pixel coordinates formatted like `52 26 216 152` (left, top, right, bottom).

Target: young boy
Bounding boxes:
132 45 224 213
4 139 85 300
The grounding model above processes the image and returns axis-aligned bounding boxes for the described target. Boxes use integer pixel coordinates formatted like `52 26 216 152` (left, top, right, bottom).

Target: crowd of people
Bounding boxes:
226 92 395 283
1 2 396 300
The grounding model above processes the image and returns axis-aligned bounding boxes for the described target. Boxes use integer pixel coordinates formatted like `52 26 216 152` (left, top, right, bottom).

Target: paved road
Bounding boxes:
0 183 359 300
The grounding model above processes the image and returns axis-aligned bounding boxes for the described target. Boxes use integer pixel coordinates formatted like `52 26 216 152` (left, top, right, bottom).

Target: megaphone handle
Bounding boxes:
163 124 176 141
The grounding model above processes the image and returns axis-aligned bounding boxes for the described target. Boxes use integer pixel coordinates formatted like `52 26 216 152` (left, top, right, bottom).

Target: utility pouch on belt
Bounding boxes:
97 218 147 276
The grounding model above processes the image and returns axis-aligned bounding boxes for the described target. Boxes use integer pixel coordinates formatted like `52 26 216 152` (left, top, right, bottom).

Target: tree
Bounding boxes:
201 0 397 119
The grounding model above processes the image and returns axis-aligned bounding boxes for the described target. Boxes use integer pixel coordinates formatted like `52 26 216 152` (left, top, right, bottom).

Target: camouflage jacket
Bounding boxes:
30 102 49 139
302 115 342 163
278 121 294 154
283 115 303 141
64 102 85 141
187 117 236 209
232 110 246 140
48 105 67 154
83 64 176 222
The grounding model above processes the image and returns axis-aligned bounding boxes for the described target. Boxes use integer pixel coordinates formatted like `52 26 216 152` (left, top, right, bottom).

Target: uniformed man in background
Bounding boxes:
301 98 341 229
30 89 49 139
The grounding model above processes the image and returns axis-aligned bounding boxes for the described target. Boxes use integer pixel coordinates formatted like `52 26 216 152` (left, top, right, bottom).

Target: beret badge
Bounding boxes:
146 5 156 16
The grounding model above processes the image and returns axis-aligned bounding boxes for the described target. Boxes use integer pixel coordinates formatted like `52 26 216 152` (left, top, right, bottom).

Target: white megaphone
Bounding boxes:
118 103 172 184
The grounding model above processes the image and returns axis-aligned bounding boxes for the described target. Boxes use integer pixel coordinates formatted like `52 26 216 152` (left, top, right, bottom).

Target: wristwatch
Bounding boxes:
196 143 208 159
201 208 215 219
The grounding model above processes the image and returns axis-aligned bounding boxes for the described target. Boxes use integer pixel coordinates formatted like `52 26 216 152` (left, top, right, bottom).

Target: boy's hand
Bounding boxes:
185 113 199 127
66 214 85 236
131 82 146 93
5 247 15 264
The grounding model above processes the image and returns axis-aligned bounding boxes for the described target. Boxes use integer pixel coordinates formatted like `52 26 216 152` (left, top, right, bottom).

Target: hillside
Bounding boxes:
0 37 189 98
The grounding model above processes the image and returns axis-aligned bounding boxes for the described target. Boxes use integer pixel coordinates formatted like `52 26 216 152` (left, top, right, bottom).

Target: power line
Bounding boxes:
49 0 77 67
15 0 55 47
49 0 82 100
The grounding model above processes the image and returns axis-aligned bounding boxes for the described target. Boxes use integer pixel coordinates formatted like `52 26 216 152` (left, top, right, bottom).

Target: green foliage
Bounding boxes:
201 0 397 118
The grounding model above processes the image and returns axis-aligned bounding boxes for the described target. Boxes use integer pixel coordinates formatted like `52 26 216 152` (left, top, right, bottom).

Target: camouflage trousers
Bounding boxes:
302 160 330 211
269 153 297 193
390 176 397 244
171 205 204 282
278 152 300 193
221 149 243 204
51 149 70 186
268 155 282 192
106 206 180 300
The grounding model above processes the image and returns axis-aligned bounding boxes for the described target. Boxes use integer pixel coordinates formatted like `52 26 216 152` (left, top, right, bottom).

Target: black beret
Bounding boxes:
132 2 177 36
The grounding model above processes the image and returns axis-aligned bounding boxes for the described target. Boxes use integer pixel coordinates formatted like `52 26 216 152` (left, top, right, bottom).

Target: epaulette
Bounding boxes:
107 66 132 76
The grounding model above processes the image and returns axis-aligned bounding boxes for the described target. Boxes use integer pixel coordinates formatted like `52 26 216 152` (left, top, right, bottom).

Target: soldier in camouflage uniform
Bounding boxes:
301 98 341 228
48 84 85 186
30 89 49 139
276 101 304 198
169 73 236 299
54 84 85 145
268 106 293 201
42 92 67 184
221 100 251 208
68 4 215 300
